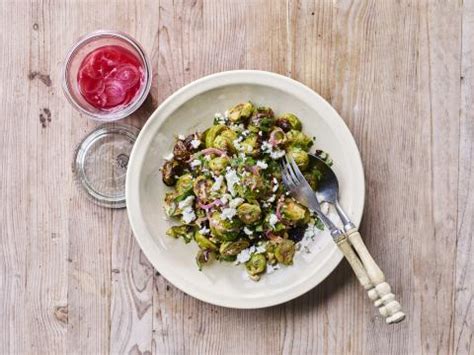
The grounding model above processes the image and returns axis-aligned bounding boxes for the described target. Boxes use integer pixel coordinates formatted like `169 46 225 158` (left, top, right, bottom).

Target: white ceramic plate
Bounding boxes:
126 70 365 309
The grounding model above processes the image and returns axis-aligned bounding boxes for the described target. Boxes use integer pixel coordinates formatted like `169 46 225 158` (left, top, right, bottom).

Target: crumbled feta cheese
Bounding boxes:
199 226 210 235
266 263 280 274
224 110 230 118
243 227 253 236
220 193 231 205
267 194 276 203
178 134 185 140
261 141 272 152
178 196 195 209
269 214 279 228
190 138 201 149
190 159 202 169
303 222 319 239
258 131 263 136
262 141 285 159
242 130 250 137
230 123 245 131
233 137 244 151
236 246 255 264
204 155 212 161
215 112 227 124
163 153 174 161
221 207 237 220
236 244 266 265
256 160 268 169
229 197 244 209
272 180 279 192
270 150 285 159
211 175 224 192
225 169 240 196
182 207 196 224
262 202 269 208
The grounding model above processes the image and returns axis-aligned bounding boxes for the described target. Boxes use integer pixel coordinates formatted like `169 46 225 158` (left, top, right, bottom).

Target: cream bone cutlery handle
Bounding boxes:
334 235 377 294
345 228 406 324
316 209 381 311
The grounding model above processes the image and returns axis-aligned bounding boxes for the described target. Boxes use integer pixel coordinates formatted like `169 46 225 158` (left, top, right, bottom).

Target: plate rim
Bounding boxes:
126 70 365 309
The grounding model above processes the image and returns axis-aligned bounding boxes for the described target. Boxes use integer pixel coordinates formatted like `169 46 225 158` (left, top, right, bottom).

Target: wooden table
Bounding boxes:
1 1 472 354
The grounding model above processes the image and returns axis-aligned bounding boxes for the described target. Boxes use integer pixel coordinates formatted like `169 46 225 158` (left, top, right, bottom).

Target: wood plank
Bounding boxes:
152 1 289 354
415 2 461 353
0 2 38 353
290 0 462 354
456 1 474 353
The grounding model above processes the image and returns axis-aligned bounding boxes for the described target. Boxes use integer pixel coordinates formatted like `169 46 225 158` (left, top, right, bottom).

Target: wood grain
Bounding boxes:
0 0 472 354
456 0 474 353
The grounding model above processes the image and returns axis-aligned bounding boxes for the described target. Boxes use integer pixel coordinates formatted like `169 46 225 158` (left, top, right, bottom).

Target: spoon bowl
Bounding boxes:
308 154 354 230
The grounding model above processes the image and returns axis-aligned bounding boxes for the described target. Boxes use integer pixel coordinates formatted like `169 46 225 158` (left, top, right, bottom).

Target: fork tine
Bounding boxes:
281 161 297 190
282 158 298 187
281 167 295 189
285 155 301 184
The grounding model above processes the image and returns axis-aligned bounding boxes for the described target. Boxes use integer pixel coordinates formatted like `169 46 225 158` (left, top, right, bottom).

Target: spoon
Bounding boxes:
309 153 406 324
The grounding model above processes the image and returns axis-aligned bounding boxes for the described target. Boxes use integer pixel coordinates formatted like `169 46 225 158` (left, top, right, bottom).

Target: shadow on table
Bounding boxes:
122 93 157 129
270 259 353 314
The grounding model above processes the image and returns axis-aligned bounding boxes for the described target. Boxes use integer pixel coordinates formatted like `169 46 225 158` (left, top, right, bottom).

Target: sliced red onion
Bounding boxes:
99 81 126 108
200 148 227 156
78 75 105 95
114 64 140 89
265 231 283 241
276 198 284 220
191 148 227 160
198 198 222 210
269 127 285 146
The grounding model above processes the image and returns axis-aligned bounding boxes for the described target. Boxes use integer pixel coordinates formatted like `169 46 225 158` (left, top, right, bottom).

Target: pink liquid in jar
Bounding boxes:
77 45 144 111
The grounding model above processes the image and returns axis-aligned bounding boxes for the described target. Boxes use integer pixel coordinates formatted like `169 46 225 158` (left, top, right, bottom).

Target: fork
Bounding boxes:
281 155 387 319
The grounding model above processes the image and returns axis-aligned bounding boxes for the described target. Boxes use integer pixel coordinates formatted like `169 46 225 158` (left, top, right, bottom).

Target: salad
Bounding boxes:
161 102 331 280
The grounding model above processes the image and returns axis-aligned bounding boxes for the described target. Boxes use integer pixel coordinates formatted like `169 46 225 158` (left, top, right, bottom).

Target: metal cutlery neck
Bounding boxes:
313 209 345 241
335 200 356 232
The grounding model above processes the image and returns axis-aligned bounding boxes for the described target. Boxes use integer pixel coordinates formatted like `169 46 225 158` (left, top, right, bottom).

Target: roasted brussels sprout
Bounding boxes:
219 239 250 256
240 133 260 156
164 192 178 217
193 175 213 202
228 102 254 123
277 113 302 131
212 129 237 153
269 127 287 146
209 156 230 174
280 198 310 226
248 106 275 133
245 253 266 276
274 239 296 265
194 231 218 250
173 140 190 161
166 225 196 243
176 174 194 195
288 148 309 171
196 249 215 270
236 173 267 200
205 124 227 148
237 203 262 225
161 160 183 186
209 211 241 241
286 130 313 150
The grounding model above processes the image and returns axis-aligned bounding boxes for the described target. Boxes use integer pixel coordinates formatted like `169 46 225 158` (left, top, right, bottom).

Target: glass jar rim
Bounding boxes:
62 29 152 122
